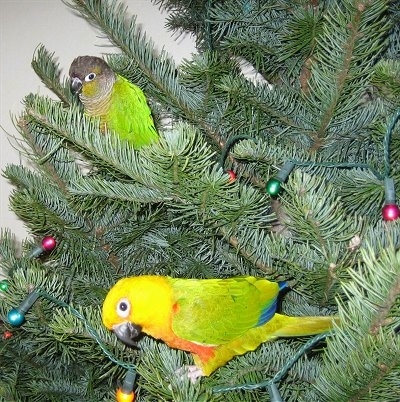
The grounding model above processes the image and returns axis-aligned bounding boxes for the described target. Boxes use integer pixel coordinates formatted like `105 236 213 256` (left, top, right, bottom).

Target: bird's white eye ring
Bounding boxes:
85 72 96 82
116 298 130 318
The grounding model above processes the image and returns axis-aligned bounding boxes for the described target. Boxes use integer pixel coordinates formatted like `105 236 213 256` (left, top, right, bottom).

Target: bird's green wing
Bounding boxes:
107 75 158 148
170 277 281 345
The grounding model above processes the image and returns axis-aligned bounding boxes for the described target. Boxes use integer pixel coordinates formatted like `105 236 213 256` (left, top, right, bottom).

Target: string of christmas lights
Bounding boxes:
1 236 336 401
220 109 400 221
212 332 329 399
267 110 400 222
6 288 137 400
4 109 399 399
1 236 137 400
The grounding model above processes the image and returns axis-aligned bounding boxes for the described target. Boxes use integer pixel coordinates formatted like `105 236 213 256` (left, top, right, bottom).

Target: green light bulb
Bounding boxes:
0 280 9 292
266 178 282 196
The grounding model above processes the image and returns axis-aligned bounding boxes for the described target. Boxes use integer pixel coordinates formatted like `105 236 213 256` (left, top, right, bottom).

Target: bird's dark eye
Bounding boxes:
116 298 130 318
85 72 96 82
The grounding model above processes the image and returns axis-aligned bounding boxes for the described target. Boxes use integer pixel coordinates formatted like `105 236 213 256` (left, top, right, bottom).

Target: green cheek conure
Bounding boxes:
102 275 338 378
69 56 158 149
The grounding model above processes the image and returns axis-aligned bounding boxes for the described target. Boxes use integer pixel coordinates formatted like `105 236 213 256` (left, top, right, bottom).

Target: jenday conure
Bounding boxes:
102 275 338 377
69 56 158 149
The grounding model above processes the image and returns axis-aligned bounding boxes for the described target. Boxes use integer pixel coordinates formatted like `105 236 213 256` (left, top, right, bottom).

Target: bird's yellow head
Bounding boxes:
102 275 174 346
101 277 143 346
69 55 115 100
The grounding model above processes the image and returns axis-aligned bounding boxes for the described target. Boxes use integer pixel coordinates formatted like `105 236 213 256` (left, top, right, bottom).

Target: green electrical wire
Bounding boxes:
36 289 136 371
219 134 253 169
290 108 400 180
220 109 400 182
384 108 400 177
289 160 385 180
212 332 329 395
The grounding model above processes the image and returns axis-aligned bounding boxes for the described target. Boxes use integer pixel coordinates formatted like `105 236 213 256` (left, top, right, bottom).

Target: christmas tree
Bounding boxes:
1 0 399 401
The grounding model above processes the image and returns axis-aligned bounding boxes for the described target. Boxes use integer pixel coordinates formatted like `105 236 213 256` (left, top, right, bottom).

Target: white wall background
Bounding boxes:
0 0 195 241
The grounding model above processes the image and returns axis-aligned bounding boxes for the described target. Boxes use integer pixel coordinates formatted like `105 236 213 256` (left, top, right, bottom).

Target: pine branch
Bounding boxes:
31 45 75 107
17 93 279 274
4 165 88 235
307 1 390 149
313 244 400 401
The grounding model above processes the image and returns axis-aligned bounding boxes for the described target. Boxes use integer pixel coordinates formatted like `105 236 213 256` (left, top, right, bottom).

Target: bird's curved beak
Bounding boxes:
112 322 142 347
71 77 83 95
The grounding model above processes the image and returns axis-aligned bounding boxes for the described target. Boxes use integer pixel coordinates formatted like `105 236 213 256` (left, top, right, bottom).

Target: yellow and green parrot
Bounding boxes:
69 56 158 149
102 275 337 377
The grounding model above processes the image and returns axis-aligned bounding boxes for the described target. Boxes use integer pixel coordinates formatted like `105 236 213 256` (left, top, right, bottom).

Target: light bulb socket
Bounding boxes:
384 177 396 204
18 291 40 314
275 161 295 183
29 246 44 258
268 382 283 402
121 370 136 394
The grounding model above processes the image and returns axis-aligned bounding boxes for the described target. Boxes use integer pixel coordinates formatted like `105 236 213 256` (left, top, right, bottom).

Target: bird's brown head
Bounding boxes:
69 56 115 100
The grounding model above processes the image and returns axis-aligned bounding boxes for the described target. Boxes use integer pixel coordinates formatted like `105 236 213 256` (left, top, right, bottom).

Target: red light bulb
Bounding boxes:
382 178 400 221
382 203 400 221
226 170 236 182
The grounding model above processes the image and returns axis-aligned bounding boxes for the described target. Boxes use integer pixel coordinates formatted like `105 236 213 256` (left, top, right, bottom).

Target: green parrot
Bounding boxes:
69 56 158 148
102 275 338 377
